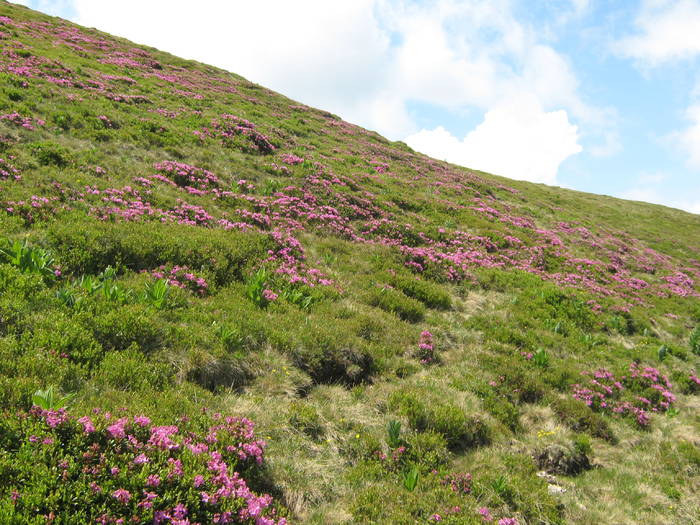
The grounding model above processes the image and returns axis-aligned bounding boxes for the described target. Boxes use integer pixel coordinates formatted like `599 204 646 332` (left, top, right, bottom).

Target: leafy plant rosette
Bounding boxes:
0 406 288 524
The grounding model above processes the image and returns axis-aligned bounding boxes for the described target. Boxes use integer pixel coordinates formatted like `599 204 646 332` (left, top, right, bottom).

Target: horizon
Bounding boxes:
10 0 700 215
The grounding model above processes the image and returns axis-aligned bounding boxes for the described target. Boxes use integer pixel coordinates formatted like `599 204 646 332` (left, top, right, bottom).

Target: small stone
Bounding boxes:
548 484 567 494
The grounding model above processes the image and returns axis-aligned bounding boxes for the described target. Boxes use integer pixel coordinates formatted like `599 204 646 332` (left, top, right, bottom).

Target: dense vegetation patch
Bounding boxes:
0 2 698 523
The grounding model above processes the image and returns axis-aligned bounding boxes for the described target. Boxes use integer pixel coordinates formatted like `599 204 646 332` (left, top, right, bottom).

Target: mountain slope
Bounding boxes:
0 2 698 523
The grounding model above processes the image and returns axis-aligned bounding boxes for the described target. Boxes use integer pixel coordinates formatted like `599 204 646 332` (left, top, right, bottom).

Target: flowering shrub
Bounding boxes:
147 265 209 296
0 156 20 180
0 111 44 130
416 330 436 364
153 161 220 190
572 362 676 427
198 115 275 154
441 472 471 494
279 153 303 166
0 407 287 524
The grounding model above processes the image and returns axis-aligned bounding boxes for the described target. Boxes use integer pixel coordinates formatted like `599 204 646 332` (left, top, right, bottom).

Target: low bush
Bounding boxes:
388 391 491 450
389 274 451 310
690 326 700 355
550 397 616 443
95 348 173 392
0 406 288 523
288 402 324 440
47 218 272 286
367 286 425 323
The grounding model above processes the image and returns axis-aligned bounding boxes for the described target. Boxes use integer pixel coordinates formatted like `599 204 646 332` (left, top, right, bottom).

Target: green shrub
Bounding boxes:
292 343 374 385
690 326 700 355
487 357 546 404
288 402 324 440
367 286 425 323
550 397 616 443
403 431 450 470
482 394 521 432
86 304 163 353
95 347 172 392
184 348 250 392
23 315 103 367
0 264 51 334
390 274 451 310
388 391 491 450
28 141 72 167
47 218 272 286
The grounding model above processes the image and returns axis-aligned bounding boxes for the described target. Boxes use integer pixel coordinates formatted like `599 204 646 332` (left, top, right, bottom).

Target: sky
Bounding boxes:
10 0 700 214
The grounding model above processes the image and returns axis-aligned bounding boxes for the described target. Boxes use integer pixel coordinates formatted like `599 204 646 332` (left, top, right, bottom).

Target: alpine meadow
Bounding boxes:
0 2 699 524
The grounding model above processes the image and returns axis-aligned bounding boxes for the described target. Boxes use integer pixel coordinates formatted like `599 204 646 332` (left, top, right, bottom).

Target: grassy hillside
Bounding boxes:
0 2 698 523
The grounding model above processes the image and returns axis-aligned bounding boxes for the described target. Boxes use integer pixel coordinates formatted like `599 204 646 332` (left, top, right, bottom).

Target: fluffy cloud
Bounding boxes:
676 103 700 169
405 96 582 184
16 0 610 184
615 0 700 65
615 1 700 173
70 0 390 116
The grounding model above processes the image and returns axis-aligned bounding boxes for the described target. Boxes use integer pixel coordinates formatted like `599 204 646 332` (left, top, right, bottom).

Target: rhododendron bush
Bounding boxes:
0 407 287 524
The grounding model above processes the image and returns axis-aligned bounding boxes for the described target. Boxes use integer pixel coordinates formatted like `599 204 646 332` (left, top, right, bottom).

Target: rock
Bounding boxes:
548 484 567 494
535 444 591 476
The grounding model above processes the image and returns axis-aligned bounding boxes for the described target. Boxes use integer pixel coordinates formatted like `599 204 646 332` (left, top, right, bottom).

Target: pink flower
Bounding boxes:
478 507 493 522
78 416 95 433
133 415 151 427
107 418 128 439
112 488 131 504
262 289 278 302
146 474 161 487
133 453 150 465
172 503 188 519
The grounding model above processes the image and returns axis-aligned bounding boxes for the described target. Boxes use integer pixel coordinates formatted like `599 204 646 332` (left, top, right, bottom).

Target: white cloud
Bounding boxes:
405 96 582 184
615 0 700 65
676 103 700 169
19 0 614 185
71 0 390 118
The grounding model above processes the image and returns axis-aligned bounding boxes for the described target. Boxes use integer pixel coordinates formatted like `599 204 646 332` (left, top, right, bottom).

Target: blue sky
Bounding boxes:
11 0 700 213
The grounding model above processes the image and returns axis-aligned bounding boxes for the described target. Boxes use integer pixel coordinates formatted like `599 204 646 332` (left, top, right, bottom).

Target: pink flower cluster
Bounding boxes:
279 153 304 165
147 265 209 295
20 407 286 524
153 161 220 190
0 111 44 130
0 157 21 181
262 289 278 302
572 363 676 427
417 330 435 364
98 115 116 128
441 472 471 494
197 114 275 154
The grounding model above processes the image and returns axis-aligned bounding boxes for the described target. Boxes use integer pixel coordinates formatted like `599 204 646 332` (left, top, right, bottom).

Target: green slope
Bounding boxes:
0 2 698 523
